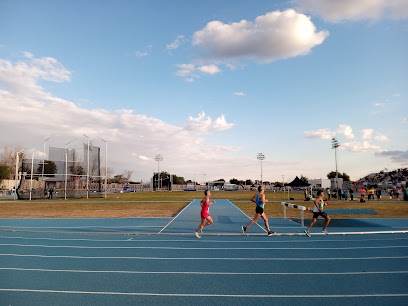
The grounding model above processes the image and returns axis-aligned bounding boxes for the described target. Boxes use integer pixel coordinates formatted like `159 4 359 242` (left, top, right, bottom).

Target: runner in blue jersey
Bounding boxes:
242 186 275 236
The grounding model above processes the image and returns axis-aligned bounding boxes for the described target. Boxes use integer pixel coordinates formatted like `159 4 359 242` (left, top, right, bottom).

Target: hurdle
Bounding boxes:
281 202 307 226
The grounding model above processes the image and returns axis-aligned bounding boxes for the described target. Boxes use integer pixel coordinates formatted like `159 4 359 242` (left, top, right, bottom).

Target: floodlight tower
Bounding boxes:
257 153 265 187
155 154 163 191
332 137 340 200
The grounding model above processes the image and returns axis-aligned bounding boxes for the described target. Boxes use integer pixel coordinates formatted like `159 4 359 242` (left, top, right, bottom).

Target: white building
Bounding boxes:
309 179 331 189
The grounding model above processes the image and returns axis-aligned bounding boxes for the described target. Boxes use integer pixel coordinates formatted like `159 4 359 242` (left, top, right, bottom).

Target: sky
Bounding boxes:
0 0 407 184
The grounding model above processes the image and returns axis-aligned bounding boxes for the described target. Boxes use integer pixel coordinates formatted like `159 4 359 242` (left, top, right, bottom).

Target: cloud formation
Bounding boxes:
295 0 408 22
185 111 234 132
304 124 390 153
192 9 328 63
0 53 237 180
376 150 408 164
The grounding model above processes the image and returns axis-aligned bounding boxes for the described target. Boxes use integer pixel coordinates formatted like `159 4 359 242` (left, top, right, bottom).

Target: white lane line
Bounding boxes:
0 289 407 298
1 254 408 260
226 199 266 232
1 235 407 243
1 243 408 250
2 267 408 275
157 200 195 234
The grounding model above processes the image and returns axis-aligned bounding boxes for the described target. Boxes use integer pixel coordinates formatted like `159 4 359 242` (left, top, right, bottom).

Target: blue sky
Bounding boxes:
0 0 407 183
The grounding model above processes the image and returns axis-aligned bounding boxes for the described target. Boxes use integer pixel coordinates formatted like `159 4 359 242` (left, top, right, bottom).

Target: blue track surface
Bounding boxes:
1 199 408 305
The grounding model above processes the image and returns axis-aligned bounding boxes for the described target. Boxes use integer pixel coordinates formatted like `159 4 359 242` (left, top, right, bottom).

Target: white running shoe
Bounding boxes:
195 232 201 238
304 230 310 237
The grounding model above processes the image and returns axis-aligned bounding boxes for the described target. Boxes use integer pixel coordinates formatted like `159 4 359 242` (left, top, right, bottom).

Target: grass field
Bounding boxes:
0 191 407 218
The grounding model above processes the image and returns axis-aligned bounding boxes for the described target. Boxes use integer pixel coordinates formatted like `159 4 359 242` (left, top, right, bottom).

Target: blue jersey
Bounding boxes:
255 194 264 208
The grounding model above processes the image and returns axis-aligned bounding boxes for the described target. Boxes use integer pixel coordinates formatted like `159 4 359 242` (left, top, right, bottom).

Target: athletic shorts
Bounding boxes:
313 211 328 219
255 206 264 215
201 212 210 219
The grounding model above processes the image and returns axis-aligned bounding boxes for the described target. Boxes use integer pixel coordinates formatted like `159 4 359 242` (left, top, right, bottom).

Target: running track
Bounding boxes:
1 199 408 305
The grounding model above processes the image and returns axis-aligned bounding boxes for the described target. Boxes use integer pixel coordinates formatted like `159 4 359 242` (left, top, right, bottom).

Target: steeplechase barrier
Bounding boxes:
281 202 308 226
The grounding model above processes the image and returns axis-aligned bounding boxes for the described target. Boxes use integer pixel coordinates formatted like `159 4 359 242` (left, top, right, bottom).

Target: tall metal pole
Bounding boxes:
332 138 340 201
14 150 24 200
155 154 163 191
42 137 49 178
30 151 34 201
84 134 90 199
257 153 265 187
98 137 108 198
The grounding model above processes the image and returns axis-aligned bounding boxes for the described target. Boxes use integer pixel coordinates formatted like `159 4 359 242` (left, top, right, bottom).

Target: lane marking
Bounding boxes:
1 235 407 244
158 200 195 234
226 199 266 232
2 267 408 275
1 243 408 250
1 254 408 260
0 288 407 298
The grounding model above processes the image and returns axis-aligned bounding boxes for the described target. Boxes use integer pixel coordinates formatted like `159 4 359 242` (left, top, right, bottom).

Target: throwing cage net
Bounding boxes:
16 144 103 199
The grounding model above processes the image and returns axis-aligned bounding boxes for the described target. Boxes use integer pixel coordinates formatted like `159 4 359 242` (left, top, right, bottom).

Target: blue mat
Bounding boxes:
325 209 378 215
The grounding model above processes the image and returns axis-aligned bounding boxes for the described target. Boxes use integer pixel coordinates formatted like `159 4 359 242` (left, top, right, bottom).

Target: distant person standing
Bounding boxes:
326 188 331 200
305 190 331 236
359 188 366 202
349 188 354 201
195 190 216 238
242 186 274 236
376 188 382 201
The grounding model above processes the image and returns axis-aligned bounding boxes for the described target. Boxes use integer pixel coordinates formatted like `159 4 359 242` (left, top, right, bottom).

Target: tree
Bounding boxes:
0 146 25 179
300 175 309 183
37 160 57 177
230 178 240 184
0 164 10 184
245 179 253 185
327 171 350 181
122 170 133 183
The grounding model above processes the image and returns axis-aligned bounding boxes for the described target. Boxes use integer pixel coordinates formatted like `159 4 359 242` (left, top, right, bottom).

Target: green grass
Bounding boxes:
1 190 407 218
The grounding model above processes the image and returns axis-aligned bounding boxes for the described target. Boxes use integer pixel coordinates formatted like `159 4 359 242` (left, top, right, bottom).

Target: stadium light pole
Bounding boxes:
83 134 90 199
155 154 163 191
97 136 108 198
64 138 77 200
42 137 49 178
14 149 24 200
257 153 265 187
332 137 340 200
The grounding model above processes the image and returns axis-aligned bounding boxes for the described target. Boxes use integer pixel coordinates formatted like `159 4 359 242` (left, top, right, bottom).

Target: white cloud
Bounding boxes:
304 128 335 139
234 92 246 96
0 53 240 180
304 125 391 153
166 35 186 52
362 129 373 140
197 64 221 75
304 124 354 140
295 0 408 22
341 141 383 152
176 63 220 81
185 111 234 132
337 124 355 139
192 9 328 63
135 51 148 57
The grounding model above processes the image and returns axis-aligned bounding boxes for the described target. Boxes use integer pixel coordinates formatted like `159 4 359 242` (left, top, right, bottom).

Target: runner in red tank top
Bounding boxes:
195 190 216 238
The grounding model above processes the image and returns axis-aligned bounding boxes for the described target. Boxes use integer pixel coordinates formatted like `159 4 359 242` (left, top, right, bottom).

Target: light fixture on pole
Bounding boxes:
83 134 90 199
257 153 265 187
97 136 108 198
155 154 163 191
331 137 340 200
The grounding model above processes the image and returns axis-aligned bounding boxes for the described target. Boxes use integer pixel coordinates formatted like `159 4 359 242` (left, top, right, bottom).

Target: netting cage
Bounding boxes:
16 144 104 199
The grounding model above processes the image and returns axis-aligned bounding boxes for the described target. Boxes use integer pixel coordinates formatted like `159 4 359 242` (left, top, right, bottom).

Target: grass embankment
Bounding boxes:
0 191 407 218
